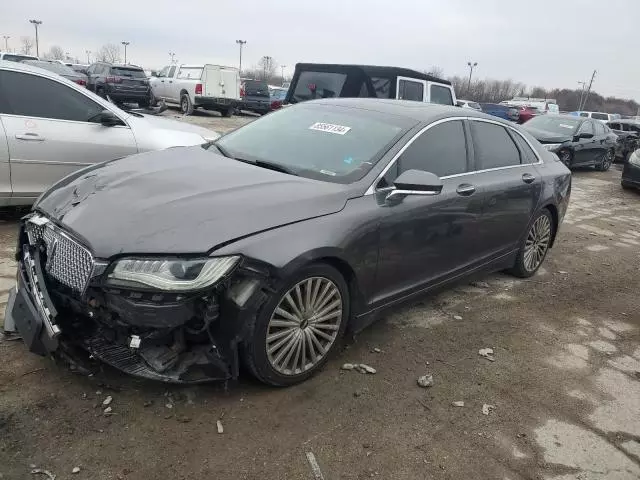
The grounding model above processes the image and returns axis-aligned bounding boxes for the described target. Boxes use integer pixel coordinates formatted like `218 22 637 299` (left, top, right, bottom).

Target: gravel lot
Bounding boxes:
1 112 639 479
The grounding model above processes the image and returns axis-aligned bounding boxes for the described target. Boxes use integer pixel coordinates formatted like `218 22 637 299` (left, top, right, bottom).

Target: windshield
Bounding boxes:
209 103 414 184
243 80 269 97
110 67 146 78
525 116 581 134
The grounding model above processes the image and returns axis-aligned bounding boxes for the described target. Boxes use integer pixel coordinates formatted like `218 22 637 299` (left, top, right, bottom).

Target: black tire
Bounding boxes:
558 149 572 168
596 149 614 171
222 107 233 117
621 180 634 190
96 87 106 99
508 209 555 278
242 263 350 386
138 98 150 108
148 91 158 107
180 93 193 115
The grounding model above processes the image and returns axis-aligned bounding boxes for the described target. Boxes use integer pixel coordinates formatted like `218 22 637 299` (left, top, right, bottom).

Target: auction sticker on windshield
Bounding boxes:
309 122 351 135
559 124 575 129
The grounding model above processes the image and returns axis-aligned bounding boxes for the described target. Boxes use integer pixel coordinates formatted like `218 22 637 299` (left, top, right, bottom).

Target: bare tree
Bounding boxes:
425 66 444 78
20 36 34 55
96 44 121 63
44 45 65 60
257 56 278 81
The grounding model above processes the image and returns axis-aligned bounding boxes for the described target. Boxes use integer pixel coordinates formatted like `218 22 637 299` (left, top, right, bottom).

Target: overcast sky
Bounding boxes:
2 0 639 101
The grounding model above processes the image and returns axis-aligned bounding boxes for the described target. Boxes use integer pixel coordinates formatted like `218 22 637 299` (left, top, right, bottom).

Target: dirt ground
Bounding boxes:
1 112 639 479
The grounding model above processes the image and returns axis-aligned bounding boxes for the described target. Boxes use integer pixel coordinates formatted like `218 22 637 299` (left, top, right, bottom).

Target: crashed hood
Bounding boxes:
36 146 349 258
523 126 572 144
128 113 220 141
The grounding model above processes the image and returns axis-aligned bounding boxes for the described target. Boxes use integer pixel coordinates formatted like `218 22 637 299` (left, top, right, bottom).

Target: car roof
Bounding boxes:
306 98 504 123
0 59 58 75
540 114 585 121
294 63 451 86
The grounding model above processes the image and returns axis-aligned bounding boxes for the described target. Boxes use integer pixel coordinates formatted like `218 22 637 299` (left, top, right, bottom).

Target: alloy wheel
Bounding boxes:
559 150 571 168
266 277 343 376
602 150 613 170
523 214 552 272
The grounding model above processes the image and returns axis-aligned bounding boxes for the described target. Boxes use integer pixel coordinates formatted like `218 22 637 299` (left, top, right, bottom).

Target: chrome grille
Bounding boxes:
25 215 94 293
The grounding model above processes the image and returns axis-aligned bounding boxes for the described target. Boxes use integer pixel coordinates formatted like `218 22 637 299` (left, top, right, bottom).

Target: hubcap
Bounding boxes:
266 277 343 376
560 151 571 166
524 215 552 272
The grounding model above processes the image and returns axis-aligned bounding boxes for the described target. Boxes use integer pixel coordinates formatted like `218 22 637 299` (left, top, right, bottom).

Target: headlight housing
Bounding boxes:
629 149 640 166
542 143 562 152
106 256 240 291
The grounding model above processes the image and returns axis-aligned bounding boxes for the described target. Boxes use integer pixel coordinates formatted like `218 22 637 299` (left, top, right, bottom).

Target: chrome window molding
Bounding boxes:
11 158 93 166
365 116 543 195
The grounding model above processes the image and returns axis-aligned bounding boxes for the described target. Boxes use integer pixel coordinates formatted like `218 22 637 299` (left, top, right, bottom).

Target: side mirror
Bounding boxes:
386 169 443 202
90 110 122 127
575 132 594 140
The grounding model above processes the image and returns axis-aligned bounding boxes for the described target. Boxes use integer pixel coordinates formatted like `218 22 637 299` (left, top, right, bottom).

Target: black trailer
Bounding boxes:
284 63 456 106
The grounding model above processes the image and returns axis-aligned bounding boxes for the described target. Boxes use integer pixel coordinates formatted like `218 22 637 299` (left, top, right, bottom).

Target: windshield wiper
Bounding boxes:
252 159 296 175
210 143 233 158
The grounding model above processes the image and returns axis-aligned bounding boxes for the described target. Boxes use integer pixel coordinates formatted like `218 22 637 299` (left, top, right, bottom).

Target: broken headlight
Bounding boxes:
105 256 240 291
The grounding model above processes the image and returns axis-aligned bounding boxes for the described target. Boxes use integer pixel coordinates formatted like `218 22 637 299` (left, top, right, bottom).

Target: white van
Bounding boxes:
571 111 621 123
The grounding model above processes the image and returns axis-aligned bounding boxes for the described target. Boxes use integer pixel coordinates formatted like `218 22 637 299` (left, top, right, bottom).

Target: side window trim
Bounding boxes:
365 117 542 194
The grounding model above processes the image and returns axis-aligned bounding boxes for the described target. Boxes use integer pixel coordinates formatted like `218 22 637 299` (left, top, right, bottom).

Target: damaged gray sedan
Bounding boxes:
5 99 571 386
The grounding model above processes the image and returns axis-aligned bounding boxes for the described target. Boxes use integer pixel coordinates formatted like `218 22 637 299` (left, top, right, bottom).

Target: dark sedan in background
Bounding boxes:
622 149 640 191
523 115 617 170
5 99 571 386
21 59 88 86
479 103 520 122
607 119 640 162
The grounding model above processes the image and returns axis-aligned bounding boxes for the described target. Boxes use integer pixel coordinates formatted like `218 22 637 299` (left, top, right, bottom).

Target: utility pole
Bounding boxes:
2 36 9 51
169 51 176 64
581 70 597 110
86 50 91 64
467 61 478 93
29 19 42 57
121 41 130 64
280 64 286 81
235 40 246 73
577 81 586 112
262 56 272 80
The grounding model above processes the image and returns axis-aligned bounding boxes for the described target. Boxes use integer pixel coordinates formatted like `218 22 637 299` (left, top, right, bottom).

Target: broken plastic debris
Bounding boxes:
417 374 434 388
103 406 112 414
341 363 355 370
478 348 495 362
452 401 465 407
359 364 377 374
216 420 224 434
128 335 141 349
102 396 113 406
30 469 56 480
482 404 495 415
72 467 80 474
453 315 463 320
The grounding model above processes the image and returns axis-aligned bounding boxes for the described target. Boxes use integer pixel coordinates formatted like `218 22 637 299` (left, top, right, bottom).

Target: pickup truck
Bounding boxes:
150 64 240 116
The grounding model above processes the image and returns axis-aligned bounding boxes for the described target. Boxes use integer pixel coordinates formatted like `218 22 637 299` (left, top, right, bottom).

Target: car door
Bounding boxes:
467 119 542 261
573 120 598 165
593 121 609 162
396 77 426 102
151 66 170 99
164 66 178 102
427 83 454 106
0 69 138 201
372 119 485 304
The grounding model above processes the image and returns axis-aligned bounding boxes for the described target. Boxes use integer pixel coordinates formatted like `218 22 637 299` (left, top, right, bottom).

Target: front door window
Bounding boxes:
397 78 425 101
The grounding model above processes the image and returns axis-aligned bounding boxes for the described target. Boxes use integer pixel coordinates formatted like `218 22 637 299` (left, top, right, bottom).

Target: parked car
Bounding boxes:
456 99 482 111
4 98 571 386
285 63 457 106
86 62 151 107
606 119 640 162
523 114 616 170
239 79 271 115
21 59 88 86
569 111 621 122
149 64 240 116
480 103 520 122
514 105 540 124
0 52 38 62
0 60 219 207
502 98 559 114
269 87 288 110
621 148 640 191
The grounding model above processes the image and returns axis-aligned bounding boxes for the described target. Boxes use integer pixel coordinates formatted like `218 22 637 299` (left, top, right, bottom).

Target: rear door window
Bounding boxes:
511 132 539 164
430 84 454 105
594 122 606 135
471 121 521 169
370 77 391 98
110 67 146 78
579 112 589 117
292 71 347 102
244 80 270 98
578 121 594 135
397 120 468 177
397 79 424 101
591 112 608 120
177 67 202 79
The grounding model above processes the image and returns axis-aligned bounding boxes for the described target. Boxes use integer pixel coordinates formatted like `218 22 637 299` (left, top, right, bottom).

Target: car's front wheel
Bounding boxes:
243 263 349 386
597 149 614 171
509 209 554 278
558 149 572 168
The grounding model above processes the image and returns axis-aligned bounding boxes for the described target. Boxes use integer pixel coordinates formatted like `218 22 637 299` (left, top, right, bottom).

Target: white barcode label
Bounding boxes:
309 122 351 135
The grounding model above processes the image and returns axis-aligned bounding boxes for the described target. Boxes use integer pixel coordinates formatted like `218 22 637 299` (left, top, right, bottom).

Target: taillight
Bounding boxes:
271 100 282 110
105 76 122 83
195 83 202 95
75 79 87 86
240 84 245 97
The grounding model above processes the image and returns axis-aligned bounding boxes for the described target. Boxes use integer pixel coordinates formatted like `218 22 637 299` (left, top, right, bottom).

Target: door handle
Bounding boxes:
456 183 476 196
522 173 536 184
15 133 45 141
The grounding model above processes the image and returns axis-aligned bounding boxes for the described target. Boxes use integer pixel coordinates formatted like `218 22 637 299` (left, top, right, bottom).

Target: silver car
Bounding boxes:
0 60 220 207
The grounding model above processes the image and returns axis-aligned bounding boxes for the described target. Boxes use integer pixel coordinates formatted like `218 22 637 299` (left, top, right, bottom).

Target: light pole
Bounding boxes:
169 51 176 64
86 50 91 64
29 19 42 57
121 41 130 64
235 40 246 73
262 56 272 80
577 81 586 111
280 64 286 81
2 36 9 51
466 61 477 92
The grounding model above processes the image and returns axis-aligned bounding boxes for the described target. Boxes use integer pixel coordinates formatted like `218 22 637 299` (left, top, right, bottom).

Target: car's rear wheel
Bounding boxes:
597 149 614 171
222 107 233 117
509 209 554 278
96 87 106 99
242 263 349 386
558 149 572 168
621 180 634 190
180 93 193 115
